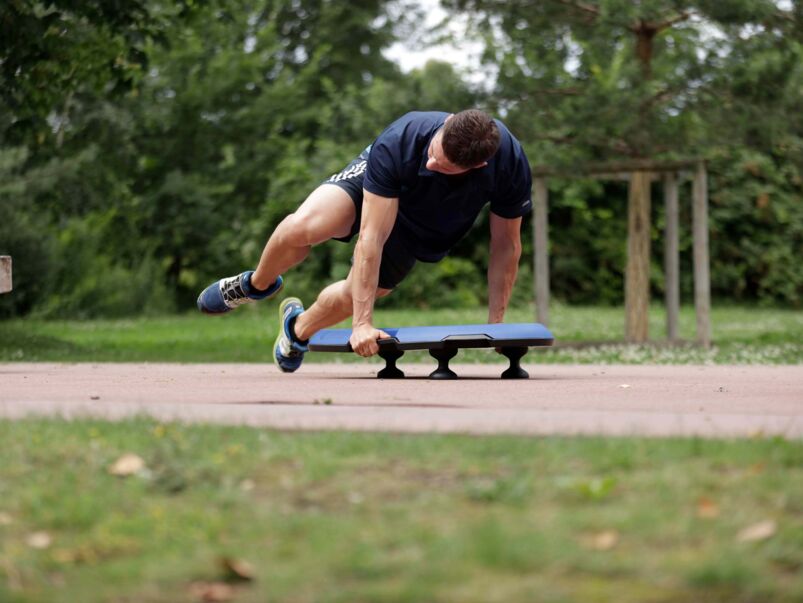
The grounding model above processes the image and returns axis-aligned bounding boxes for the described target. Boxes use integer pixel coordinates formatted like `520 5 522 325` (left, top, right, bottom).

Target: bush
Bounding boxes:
707 149 803 307
378 256 484 309
35 215 174 318
0 213 56 318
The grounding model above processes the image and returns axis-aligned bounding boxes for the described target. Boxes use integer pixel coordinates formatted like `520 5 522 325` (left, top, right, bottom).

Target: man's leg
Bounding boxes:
293 277 392 341
273 274 391 373
292 226 414 340
274 217 410 372
250 184 356 290
197 184 356 314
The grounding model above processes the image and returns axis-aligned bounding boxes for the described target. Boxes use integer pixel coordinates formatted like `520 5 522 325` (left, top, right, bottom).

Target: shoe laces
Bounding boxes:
220 274 252 307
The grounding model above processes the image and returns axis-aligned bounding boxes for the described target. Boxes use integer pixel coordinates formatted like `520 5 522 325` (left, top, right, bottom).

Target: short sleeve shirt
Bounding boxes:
362 111 532 261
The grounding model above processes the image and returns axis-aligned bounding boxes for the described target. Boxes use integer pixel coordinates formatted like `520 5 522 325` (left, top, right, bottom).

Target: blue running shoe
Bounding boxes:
274 297 308 373
197 271 283 314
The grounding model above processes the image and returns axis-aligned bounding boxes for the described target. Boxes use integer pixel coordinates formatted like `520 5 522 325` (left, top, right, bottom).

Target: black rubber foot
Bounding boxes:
377 349 405 379
429 347 458 379
500 346 529 379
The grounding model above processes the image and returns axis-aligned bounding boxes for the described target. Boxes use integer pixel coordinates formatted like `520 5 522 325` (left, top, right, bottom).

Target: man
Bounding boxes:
197 109 532 372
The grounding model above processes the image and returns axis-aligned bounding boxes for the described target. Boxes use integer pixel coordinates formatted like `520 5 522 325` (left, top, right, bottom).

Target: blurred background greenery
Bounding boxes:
1 0 800 319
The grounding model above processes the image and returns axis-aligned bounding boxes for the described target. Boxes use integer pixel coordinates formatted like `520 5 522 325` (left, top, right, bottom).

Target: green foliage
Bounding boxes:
0 0 191 144
0 147 57 317
545 179 629 304
0 210 55 318
37 213 174 318
379 256 485 309
707 149 803 306
443 0 801 306
0 0 800 319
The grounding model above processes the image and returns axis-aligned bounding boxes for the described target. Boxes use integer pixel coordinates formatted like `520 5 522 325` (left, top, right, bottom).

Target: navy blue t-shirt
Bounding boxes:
362 111 532 262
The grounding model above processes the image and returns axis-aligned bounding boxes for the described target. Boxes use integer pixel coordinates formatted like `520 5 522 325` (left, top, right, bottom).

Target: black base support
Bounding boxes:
377 349 405 379
429 347 458 379
500 346 529 379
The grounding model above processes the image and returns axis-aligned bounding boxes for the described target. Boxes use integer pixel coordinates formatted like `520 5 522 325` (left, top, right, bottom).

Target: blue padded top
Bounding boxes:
309 323 554 352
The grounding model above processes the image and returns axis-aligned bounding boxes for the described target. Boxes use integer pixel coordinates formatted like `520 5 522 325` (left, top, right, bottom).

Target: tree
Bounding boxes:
0 0 195 146
1 0 434 315
442 0 802 306
443 0 800 164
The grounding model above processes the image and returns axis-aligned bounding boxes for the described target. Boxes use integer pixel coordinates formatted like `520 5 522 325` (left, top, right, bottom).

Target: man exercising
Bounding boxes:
197 109 532 372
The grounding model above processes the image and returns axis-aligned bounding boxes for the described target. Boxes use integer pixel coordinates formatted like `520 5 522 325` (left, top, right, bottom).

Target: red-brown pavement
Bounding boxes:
1 363 801 438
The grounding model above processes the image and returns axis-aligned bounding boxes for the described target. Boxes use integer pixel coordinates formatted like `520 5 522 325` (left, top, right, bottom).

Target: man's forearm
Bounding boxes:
351 236 384 327
487 243 521 323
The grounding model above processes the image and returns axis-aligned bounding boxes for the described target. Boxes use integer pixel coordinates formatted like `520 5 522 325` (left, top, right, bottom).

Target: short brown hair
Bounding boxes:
441 109 500 168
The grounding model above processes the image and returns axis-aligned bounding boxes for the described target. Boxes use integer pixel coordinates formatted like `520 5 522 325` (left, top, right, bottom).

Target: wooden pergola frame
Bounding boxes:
530 159 711 347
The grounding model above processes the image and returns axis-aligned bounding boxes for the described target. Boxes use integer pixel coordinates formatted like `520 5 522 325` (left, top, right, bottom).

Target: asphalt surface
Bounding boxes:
2 362 801 438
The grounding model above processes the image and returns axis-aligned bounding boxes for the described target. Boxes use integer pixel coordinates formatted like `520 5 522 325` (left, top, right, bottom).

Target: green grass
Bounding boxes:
0 419 801 602
1 304 801 364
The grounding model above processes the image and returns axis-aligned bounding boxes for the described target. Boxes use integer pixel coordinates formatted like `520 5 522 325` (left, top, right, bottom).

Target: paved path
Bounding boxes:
1 363 801 438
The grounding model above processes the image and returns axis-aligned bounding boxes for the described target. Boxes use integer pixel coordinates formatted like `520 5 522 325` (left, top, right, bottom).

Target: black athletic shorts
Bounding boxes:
323 146 416 290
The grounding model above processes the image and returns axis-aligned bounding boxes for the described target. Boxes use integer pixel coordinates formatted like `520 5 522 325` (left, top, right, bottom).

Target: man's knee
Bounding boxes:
283 186 355 245
276 212 317 247
376 287 393 298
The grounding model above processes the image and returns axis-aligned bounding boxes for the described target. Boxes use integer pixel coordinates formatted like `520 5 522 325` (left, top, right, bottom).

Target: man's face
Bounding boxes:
426 127 489 175
426 131 473 175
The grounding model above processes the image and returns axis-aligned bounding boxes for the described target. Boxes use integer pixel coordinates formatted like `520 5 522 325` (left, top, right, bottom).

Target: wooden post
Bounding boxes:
533 177 550 325
625 171 652 343
0 256 11 294
663 173 680 341
692 161 712 347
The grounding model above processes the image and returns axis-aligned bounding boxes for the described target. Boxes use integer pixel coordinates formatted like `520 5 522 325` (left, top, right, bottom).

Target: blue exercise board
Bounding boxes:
309 323 554 379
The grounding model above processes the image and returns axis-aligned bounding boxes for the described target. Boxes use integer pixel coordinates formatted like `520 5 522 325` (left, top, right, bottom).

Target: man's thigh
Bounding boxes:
322 148 369 242
293 183 357 243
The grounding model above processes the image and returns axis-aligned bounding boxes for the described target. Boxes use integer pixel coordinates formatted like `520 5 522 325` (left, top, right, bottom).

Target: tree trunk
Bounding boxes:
663 173 680 341
625 171 652 343
693 162 712 347
634 23 656 79
533 177 550 326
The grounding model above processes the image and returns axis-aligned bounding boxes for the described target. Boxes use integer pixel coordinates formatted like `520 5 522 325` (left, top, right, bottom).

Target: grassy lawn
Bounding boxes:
0 304 801 364
0 419 800 603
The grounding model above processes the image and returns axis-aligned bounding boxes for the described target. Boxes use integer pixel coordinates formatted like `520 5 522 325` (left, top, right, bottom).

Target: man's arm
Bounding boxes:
487 213 523 324
349 190 399 357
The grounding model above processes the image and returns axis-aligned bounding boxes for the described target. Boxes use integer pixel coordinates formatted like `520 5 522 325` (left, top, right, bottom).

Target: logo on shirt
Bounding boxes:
327 159 368 183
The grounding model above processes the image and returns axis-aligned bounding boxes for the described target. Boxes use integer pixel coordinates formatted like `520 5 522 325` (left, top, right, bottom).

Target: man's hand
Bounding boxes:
349 324 392 357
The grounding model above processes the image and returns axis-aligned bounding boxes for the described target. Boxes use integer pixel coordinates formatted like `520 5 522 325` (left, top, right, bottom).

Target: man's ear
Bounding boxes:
445 113 454 122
